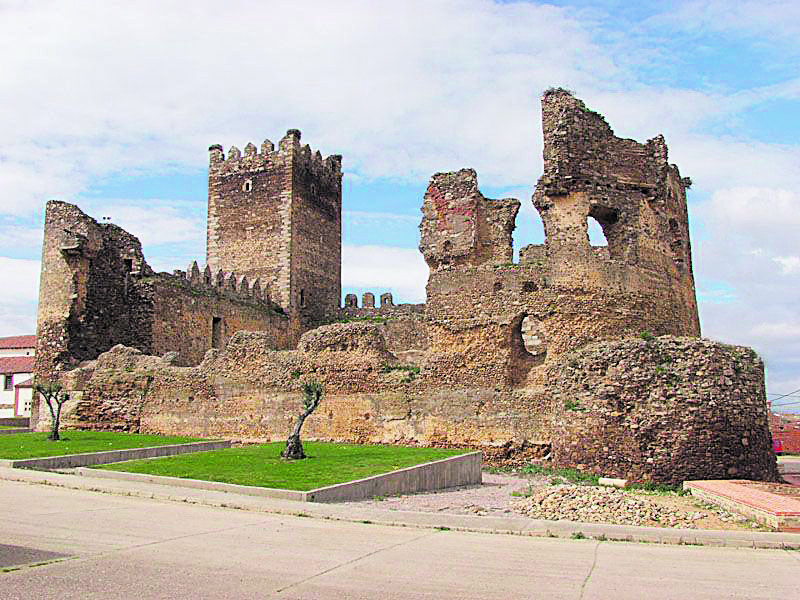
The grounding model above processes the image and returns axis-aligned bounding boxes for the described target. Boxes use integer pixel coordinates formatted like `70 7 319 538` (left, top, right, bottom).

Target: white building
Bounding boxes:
0 335 36 418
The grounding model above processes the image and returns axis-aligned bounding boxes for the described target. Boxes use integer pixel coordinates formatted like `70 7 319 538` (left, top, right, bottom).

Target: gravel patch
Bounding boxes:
345 472 762 530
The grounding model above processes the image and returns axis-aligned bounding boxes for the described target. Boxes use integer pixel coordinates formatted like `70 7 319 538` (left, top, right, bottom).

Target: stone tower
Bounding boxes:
206 129 342 325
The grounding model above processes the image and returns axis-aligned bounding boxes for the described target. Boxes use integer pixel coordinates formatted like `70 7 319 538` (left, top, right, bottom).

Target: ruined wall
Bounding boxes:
145 268 293 366
44 326 552 448
341 293 428 362
43 330 777 484
36 201 155 378
547 336 780 484
35 201 291 376
533 88 699 334
419 169 519 270
207 129 342 324
420 92 701 394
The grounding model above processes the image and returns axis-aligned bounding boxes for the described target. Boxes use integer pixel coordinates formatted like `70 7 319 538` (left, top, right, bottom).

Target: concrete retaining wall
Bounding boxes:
77 451 483 503
307 451 483 502
0 440 230 470
0 428 32 435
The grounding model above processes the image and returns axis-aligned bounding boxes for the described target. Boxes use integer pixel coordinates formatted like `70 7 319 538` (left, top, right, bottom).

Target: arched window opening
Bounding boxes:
514 204 546 265
587 216 608 246
587 205 622 260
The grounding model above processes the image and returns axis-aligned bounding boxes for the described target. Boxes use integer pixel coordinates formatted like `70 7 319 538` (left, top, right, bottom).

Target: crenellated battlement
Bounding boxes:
340 292 425 318
158 260 280 310
207 129 342 325
208 129 342 182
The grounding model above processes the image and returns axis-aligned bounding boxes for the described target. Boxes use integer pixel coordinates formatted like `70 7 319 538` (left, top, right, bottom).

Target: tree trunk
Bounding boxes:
47 400 60 441
282 413 308 459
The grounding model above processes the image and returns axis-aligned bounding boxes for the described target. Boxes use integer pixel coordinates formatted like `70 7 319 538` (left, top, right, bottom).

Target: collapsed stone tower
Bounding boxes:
207 129 343 325
534 88 700 334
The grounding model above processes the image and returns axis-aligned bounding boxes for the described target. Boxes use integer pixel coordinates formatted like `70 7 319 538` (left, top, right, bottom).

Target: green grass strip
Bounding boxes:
0 431 205 459
94 442 468 491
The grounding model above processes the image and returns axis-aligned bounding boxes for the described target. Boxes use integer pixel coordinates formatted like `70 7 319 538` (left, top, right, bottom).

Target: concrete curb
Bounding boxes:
0 440 231 469
76 451 483 503
2 466 800 549
0 428 32 435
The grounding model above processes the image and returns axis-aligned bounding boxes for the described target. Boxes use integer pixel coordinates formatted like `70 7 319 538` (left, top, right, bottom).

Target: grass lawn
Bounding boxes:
0 431 206 459
0 425 24 429
94 442 469 491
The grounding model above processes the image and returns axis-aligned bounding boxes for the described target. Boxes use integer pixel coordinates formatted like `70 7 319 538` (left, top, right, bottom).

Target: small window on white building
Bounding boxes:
3 374 12 391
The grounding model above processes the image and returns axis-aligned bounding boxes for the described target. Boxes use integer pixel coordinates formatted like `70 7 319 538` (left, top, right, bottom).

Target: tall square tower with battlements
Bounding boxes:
206 129 342 325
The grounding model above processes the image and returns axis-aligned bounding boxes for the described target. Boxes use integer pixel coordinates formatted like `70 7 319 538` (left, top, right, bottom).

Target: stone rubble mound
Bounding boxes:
513 484 707 528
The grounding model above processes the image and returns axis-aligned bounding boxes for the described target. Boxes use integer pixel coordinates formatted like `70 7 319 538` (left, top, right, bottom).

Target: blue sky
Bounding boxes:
1 0 799 411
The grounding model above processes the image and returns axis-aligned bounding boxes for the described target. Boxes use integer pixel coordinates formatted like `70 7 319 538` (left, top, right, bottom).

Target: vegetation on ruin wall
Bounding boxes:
93 442 467 491
0 431 205 459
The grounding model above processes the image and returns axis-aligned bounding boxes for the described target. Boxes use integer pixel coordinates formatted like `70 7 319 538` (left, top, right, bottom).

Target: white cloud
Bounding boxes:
0 257 39 336
86 203 204 247
774 256 800 275
342 245 428 303
0 0 617 219
0 257 39 304
0 225 43 252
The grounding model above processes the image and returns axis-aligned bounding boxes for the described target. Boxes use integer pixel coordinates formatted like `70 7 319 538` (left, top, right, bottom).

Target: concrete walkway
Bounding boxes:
3 479 799 600
2 466 799 550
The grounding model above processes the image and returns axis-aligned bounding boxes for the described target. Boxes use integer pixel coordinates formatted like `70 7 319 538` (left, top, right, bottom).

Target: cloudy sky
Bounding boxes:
1 0 798 410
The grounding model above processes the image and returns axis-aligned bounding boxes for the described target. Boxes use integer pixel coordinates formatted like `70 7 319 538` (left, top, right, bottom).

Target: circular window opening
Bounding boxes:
521 316 546 356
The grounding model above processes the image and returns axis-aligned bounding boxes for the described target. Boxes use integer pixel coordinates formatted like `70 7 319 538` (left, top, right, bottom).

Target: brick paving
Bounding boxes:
688 480 800 516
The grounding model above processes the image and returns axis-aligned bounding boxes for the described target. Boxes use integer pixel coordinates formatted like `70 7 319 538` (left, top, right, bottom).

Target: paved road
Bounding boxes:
1 480 798 599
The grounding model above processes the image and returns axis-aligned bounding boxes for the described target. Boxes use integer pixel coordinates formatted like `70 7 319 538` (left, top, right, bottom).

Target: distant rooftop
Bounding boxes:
0 356 35 373
0 335 36 350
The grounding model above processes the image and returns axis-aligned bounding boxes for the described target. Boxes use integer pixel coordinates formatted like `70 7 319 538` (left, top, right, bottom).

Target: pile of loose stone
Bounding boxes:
512 484 750 528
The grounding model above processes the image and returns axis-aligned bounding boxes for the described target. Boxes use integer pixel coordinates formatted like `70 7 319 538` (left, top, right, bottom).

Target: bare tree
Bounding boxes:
34 380 69 441
282 381 323 460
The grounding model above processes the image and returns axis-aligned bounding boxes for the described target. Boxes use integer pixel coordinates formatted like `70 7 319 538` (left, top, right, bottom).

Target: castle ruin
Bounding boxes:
31 90 779 484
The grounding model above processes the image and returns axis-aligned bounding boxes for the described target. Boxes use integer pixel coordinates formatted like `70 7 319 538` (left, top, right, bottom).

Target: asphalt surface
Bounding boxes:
1 478 799 599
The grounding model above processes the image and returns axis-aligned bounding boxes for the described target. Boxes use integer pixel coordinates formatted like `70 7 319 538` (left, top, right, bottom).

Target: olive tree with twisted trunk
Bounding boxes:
34 380 69 441
282 381 323 460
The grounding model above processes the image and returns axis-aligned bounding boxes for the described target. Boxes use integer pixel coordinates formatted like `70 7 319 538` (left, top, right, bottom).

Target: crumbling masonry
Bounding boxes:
33 90 778 484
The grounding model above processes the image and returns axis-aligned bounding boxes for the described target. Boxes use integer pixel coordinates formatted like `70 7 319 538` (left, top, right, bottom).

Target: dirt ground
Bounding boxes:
345 473 769 531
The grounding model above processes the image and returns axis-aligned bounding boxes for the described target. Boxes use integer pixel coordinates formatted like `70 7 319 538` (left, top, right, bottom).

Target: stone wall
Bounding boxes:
35 201 292 377
42 326 552 448
533 88 699 335
340 294 428 362
40 331 777 484
33 90 777 484
547 336 779 484
35 201 155 379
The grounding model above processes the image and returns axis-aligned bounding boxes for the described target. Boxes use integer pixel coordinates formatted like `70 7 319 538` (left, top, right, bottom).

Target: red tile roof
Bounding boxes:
0 356 35 374
0 335 36 350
